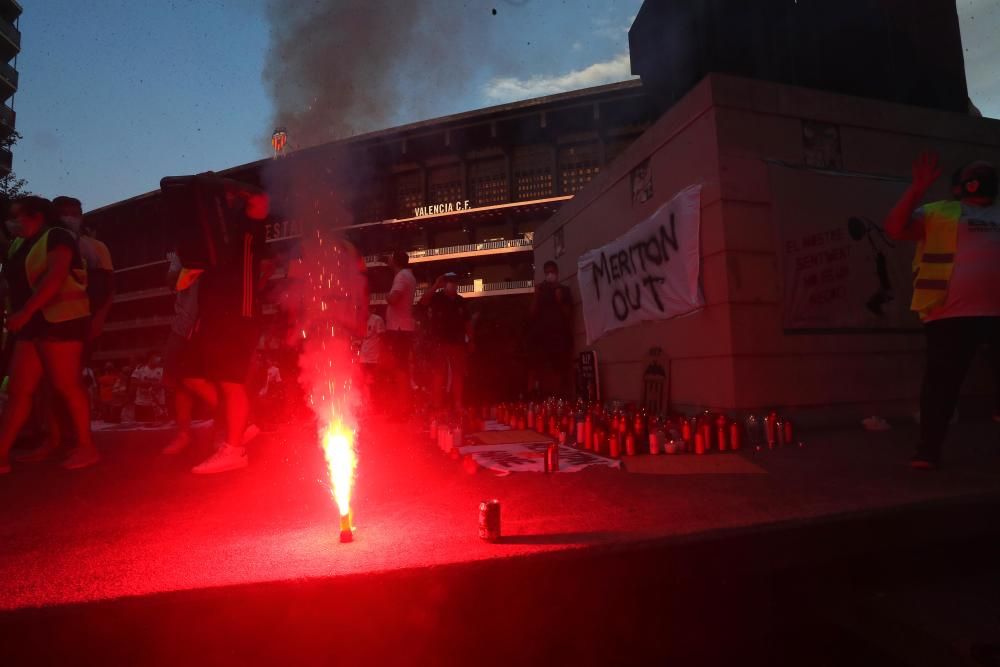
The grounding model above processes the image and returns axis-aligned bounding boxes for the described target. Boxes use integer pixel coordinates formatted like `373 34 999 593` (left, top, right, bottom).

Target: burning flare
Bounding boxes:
321 416 357 519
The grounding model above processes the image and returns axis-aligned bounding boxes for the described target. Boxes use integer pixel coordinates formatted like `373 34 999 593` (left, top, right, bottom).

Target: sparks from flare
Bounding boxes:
293 222 367 538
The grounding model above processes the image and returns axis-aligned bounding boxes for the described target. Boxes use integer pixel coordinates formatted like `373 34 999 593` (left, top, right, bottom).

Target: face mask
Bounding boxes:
60 215 83 233
545 273 558 283
5 219 22 237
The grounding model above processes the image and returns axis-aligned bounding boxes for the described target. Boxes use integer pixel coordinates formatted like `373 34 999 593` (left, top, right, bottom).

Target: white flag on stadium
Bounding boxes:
577 185 703 344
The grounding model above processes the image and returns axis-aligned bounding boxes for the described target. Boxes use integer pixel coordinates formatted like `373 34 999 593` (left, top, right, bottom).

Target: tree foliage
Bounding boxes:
0 131 28 200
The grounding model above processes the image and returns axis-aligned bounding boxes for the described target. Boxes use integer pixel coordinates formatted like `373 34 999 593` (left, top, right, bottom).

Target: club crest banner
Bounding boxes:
577 185 703 344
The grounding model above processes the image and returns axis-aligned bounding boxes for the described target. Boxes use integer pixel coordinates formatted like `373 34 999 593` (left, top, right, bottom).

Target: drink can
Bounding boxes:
479 499 501 542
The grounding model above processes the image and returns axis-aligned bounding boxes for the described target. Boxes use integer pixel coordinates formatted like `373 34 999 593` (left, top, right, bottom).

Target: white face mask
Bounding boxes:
545 272 558 283
60 215 83 233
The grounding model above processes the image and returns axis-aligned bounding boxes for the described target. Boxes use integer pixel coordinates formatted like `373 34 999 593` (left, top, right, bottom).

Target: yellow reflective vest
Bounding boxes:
910 201 962 320
9 228 90 323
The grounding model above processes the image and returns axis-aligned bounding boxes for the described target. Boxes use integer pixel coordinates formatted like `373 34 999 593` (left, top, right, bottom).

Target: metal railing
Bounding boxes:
112 286 172 304
0 61 16 89
0 103 13 129
103 316 174 332
0 19 20 49
369 279 533 304
364 238 532 265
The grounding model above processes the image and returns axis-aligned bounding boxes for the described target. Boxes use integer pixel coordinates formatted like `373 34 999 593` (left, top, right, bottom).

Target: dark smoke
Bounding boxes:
263 0 504 150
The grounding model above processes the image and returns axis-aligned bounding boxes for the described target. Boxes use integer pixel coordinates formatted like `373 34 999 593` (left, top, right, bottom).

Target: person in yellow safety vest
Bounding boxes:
885 152 1000 470
15 196 118 465
0 196 99 474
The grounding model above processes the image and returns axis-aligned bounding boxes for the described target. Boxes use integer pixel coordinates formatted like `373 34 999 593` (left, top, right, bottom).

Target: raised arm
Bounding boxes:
884 151 941 241
419 275 446 307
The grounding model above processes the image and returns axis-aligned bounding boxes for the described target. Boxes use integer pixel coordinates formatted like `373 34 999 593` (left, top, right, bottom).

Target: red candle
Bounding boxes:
729 420 744 451
695 431 706 455
610 433 622 458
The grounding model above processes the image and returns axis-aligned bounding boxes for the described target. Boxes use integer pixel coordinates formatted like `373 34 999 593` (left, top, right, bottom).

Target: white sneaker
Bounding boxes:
162 432 192 455
192 444 248 475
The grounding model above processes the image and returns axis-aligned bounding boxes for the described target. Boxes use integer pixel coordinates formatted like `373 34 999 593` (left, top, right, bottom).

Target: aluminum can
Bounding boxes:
478 499 501 542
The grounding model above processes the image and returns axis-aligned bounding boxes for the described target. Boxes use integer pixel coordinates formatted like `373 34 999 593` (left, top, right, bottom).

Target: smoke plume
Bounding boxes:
263 0 502 150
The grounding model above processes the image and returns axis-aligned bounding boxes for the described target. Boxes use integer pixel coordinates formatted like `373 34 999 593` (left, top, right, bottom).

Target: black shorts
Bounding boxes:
383 330 413 370
15 313 89 343
183 317 260 384
162 331 189 389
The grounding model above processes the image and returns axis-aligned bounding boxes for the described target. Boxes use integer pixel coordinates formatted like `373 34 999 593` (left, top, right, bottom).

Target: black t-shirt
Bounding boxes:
196 210 266 322
3 227 83 312
533 282 573 341
427 291 469 344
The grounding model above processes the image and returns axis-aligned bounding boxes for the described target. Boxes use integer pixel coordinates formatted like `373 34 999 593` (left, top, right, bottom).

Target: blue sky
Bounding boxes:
11 0 999 210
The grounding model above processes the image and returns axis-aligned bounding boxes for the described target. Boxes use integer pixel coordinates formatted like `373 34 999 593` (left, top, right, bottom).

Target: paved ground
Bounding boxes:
1 415 998 614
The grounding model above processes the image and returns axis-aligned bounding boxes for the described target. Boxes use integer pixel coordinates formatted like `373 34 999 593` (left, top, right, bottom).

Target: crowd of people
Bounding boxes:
0 152 992 476
0 182 575 478
0 179 274 475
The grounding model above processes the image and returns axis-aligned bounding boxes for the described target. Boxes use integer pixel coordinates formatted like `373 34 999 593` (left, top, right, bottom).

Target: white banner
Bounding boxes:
577 185 703 344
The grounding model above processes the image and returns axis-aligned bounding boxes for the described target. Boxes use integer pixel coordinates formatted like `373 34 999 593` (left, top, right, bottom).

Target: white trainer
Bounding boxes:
192 444 248 475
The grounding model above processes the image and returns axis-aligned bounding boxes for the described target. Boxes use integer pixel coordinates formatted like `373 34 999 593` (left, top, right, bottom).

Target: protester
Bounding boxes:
97 362 117 421
885 152 1000 469
180 179 270 474
53 197 114 350
259 355 284 397
110 365 130 424
161 251 204 454
360 310 386 408
528 260 574 399
131 352 164 423
82 365 98 415
384 250 416 418
0 196 97 473
419 272 471 415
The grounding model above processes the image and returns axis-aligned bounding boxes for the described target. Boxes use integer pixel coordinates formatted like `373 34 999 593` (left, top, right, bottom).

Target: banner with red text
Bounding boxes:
577 185 703 344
